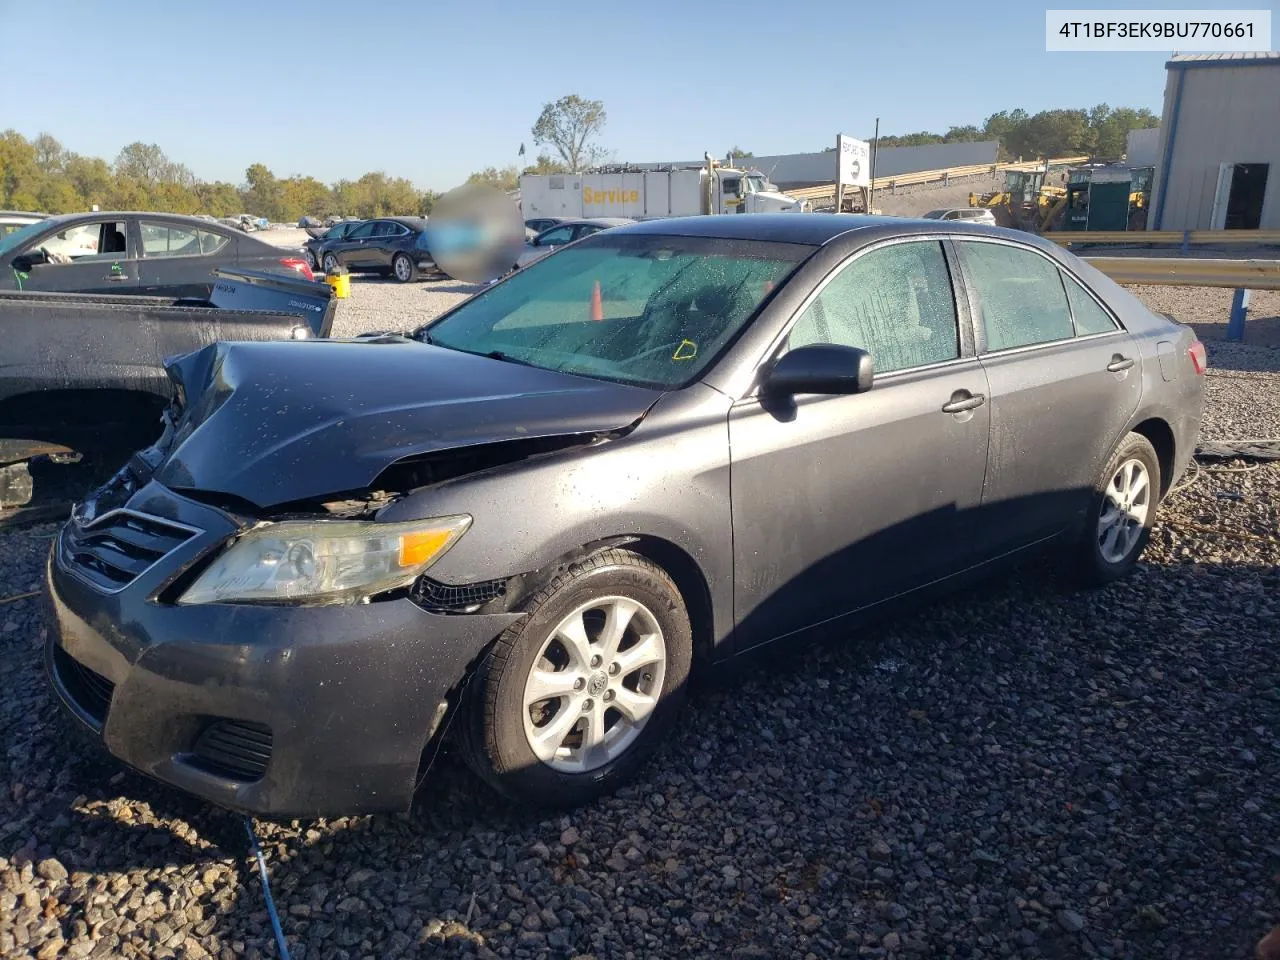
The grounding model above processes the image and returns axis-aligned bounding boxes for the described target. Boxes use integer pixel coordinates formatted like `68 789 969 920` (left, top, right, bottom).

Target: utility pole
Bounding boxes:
867 117 880 214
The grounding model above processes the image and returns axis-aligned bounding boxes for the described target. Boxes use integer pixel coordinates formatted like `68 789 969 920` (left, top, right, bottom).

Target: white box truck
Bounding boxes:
519 154 808 221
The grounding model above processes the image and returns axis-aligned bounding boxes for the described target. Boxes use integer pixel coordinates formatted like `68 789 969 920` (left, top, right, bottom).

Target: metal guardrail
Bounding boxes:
1051 229 1280 249
1082 256 1278 342
788 155 1090 205
1081 257 1280 290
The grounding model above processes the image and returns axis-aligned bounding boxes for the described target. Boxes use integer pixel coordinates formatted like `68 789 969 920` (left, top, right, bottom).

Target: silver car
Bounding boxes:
921 207 998 225
514 218 635 270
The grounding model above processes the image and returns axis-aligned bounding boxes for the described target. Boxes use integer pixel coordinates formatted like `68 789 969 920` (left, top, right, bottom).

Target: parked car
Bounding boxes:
0 210 48 239
514 217 634 270
302 218 366 269
525 216 571 238
0 212 313 298
44 214 1206 817
922 207 998 225
313 216 438 282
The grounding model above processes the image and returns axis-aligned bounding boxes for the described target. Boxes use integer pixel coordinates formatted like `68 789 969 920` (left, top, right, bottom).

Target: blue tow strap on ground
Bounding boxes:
244 818 292 960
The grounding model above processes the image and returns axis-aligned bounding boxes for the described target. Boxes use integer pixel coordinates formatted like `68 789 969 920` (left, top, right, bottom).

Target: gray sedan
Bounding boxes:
43 214 1205 816
514 217 635 270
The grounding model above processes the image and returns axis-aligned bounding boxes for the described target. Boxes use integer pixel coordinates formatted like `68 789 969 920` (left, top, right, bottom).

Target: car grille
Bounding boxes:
190 720 273 781
61 509 199 593
412 576 507 612
52 646 115 728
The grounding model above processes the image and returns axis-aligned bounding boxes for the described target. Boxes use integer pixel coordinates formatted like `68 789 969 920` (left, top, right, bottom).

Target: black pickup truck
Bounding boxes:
1 268 336 509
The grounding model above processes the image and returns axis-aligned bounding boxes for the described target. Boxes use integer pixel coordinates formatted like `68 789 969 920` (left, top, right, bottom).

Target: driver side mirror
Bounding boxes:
11 251 47 272
764 343 874 397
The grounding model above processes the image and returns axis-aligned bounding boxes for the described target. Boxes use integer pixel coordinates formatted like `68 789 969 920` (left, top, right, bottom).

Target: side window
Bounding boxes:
1062 272 1119 335
372 222 399 238
36 221 128 261
788 241 960 374
537 226 575 246
721 177 740 194
348 222 377 239
574 225 602 240
198 230 230 255
140 222 201 258
957 242 1074 351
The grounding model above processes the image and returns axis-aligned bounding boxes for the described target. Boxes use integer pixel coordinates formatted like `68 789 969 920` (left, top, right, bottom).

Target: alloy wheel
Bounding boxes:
521 596 667 774
1097 457 1151 564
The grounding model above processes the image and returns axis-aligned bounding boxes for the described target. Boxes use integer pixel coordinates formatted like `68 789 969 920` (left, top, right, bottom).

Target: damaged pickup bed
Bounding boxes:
0 268 335 509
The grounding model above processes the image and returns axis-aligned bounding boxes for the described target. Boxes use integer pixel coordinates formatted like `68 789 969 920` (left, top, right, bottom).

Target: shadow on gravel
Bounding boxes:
10 486 1278 958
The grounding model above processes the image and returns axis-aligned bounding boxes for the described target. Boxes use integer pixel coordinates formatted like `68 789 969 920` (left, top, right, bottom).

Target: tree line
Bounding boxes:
839 104 1160 161
0 100 1159 221
0 131 438 222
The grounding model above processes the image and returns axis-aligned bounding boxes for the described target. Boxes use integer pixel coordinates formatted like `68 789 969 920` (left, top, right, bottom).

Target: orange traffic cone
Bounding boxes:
590 280 603 321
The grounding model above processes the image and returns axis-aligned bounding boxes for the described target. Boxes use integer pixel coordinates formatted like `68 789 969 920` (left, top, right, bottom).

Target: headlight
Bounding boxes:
177 516 471 606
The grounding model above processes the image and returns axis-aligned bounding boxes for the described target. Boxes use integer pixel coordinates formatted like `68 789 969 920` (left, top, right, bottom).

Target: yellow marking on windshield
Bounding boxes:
672 340 698 361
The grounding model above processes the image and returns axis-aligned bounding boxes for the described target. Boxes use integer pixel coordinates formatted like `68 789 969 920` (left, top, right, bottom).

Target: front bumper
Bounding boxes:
43 480 521 818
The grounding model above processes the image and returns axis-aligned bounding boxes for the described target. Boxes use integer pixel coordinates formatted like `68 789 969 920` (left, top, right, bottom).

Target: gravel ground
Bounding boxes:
1 282 1277 960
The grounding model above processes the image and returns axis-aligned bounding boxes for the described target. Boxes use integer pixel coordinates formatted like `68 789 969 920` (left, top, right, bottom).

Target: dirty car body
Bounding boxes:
44 215 1206 817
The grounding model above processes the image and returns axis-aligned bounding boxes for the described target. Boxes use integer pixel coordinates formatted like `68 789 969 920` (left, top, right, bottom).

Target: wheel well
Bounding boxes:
1131 417 1176 494
622 536 716 668
0 389 167 453
500 535 716 668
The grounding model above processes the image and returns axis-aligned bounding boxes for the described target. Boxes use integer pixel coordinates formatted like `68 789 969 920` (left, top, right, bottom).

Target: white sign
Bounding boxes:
1045 10 1270 51
836 134 870 188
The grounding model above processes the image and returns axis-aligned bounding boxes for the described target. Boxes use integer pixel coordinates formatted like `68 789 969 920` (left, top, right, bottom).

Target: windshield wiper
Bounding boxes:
484 350 539 368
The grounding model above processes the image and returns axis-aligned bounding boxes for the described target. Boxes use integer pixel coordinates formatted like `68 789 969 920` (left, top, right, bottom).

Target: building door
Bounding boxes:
1211 163 1270 230
1225 164 1269 230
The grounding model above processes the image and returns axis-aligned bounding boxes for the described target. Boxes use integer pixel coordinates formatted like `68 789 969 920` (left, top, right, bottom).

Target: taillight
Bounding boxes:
1188 341 1207 375
279 257 314 281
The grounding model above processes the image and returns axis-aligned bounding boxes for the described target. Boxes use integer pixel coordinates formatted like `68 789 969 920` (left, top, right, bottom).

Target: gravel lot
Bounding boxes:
1 279 1277 960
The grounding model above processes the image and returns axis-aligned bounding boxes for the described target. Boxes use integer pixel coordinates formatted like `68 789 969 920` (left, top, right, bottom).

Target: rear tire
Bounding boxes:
1069 432 1161 586
458 549 692 809
392 253 416 283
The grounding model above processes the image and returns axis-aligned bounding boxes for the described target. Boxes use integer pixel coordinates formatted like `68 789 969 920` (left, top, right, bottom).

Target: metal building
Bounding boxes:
1150 52 1280 231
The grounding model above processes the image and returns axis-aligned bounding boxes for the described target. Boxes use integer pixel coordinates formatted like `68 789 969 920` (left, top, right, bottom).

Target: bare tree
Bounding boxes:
532 95 607 173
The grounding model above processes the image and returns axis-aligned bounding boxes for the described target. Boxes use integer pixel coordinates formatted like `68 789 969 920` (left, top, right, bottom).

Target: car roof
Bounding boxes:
611 212 1042 250
386 216 426 228
38 211 225 228
571 218 634 227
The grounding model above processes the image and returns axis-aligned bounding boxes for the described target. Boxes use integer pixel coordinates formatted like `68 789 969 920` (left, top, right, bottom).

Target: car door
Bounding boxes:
15 219 138 295
136 219 224 298
373 221 409 268
952 238 1143 558
334 220 378 267
728 238 991 651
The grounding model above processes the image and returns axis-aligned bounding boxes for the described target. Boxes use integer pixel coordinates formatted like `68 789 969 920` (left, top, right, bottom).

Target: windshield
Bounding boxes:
746 176 767 193
423 234 812 389
0 219 50 258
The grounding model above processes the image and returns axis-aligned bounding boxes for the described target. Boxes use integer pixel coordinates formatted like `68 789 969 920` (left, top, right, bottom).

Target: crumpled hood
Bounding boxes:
155 338 662 508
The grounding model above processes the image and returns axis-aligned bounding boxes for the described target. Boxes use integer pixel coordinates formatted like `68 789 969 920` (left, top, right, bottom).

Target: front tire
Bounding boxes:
392 253 416 283
321 253 339 274
459 549 692 808
1070 432 1161 586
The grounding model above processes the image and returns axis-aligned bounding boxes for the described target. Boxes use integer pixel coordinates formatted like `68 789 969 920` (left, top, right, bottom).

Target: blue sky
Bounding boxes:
1 0 1255 191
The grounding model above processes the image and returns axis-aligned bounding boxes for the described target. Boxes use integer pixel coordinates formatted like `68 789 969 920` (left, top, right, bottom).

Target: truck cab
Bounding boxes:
715 169 807 214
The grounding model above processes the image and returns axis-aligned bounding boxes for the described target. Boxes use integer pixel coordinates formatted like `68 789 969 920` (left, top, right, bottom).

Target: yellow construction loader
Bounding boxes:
969 169 1067 232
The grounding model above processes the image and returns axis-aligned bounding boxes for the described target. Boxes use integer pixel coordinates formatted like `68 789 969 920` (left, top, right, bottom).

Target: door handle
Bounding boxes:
941 392 986 414
1107 355 1135 372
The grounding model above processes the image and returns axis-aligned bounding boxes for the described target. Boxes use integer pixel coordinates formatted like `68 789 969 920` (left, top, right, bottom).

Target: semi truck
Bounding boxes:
519 154 809 221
